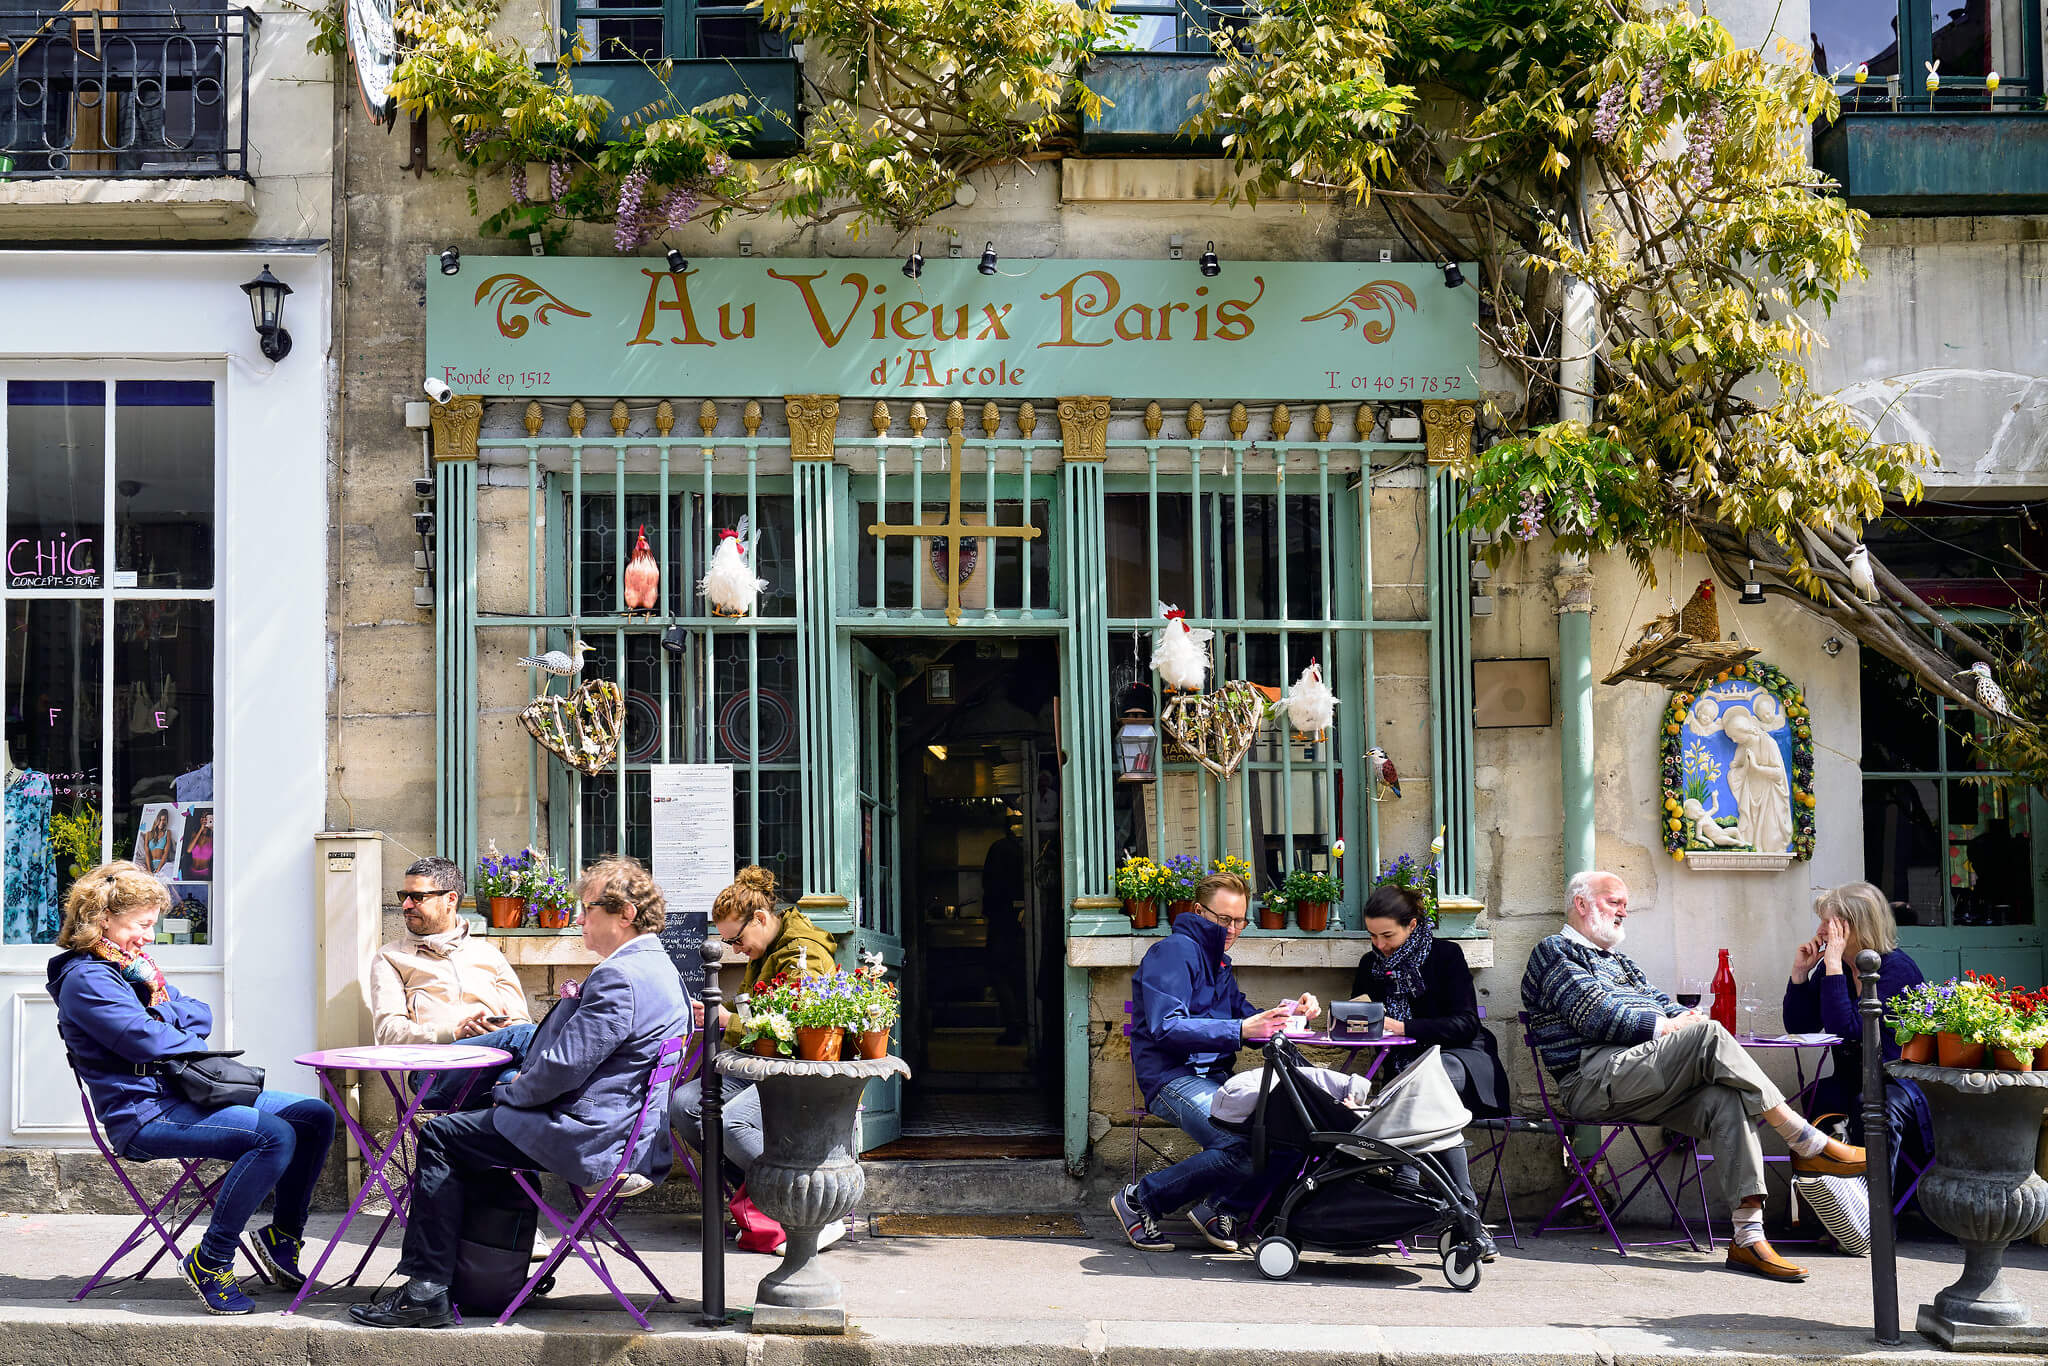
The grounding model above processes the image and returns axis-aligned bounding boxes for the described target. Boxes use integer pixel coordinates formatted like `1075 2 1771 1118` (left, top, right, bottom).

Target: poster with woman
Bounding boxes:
178 806 215 882
132 804 185 880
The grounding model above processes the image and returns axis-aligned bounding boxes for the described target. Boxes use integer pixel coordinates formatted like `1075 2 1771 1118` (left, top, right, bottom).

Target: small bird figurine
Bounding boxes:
623 524 659 616
1962 661 2018 724
1854 62 1869 84
1845 544 1879 602
700 515 767 617
1151 601 1214 693
1367 746 1402 800
520 640 595 693
1282 658 1339 738
1925 60 1940 93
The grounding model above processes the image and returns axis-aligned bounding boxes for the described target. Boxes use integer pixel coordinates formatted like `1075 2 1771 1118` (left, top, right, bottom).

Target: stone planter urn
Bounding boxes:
715 1048 911 1333
1891 1062 2048 1350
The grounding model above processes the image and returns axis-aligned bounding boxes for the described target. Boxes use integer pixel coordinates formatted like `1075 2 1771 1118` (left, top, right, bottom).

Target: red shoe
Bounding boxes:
729 1184 787 1255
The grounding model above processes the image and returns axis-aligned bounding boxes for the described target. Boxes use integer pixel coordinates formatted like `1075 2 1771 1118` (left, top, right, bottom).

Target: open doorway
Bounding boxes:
858 636 1063 1158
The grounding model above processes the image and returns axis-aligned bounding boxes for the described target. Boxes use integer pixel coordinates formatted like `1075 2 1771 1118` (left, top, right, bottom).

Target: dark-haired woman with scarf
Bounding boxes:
1353 883 1509 1257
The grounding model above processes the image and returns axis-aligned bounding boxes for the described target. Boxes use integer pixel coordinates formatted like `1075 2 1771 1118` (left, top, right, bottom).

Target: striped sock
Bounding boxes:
1766 1112 1829 1157
1731 1206 1766 1248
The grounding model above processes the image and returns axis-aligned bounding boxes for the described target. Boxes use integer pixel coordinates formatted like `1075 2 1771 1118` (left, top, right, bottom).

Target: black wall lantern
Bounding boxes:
240 264 293 362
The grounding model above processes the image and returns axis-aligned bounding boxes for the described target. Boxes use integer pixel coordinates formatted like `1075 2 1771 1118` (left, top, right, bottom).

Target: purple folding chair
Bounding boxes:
665 1032 706 1196
70 1072 271 1300
496 1034 689 1328
1516 1011 1712 1256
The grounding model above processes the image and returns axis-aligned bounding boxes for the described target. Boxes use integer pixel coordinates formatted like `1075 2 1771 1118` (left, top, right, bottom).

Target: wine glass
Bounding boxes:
1739 992 1766 1041
1676 976 1705 1012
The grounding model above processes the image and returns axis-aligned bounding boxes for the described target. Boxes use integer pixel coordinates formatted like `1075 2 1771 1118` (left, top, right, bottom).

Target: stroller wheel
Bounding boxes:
1438 1227 1459 1263
1443 1244 1482 1292
1254 1236 1299 1281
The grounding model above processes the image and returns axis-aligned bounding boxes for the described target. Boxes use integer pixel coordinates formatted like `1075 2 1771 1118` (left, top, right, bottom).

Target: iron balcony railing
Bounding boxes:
0 5 257 178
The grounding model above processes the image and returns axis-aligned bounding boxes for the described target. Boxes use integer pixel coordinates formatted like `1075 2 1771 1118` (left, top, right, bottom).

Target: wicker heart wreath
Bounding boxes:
520 679 626 776
1160 681 1271 779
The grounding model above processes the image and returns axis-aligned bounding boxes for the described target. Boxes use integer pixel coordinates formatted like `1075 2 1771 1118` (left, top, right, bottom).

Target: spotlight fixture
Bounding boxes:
1441 261 1464 289
412 477 434 499
660 624 688 657
440 246 461 276
1198 241 1221 277
1739 558 1766 606
977 241 998 276
239 264 294 362
666 247 688 274
422 376 453 404
903 241 925 279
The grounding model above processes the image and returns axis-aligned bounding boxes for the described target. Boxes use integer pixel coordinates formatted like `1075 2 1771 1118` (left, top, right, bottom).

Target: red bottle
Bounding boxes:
1710 948 1738 1034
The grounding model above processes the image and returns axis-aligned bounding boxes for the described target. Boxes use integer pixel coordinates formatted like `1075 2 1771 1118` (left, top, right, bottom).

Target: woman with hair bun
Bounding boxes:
669 865 842 1254
49 862 333 1315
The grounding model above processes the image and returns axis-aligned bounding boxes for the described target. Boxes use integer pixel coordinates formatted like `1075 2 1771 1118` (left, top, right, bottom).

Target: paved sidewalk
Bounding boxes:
2 1209 2044 1365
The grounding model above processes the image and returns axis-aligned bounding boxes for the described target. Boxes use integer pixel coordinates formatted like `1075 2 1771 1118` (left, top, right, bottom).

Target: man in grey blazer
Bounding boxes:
352 856 690 1329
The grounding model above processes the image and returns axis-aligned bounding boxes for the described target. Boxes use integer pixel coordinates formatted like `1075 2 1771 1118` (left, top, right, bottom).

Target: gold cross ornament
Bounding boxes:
867 401 1041 625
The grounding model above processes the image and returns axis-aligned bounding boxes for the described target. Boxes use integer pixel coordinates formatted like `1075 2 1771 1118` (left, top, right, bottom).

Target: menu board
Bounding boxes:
651 763 735 997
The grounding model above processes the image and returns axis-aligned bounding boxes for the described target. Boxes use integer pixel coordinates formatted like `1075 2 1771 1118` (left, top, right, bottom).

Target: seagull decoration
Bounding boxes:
520 640 595 693
1845 544 1879 603
1962 661 2018 725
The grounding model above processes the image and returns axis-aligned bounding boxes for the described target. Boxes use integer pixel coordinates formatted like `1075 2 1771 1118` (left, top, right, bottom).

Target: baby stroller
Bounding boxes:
1222 1035 1489 1289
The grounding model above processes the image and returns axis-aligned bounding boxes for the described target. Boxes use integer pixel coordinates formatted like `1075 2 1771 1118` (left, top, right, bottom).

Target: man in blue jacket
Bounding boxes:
1111 871 1318 1253
352 857 689 1328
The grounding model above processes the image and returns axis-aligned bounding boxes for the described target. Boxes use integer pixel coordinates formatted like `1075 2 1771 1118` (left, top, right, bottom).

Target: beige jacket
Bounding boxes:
370 920 531 1045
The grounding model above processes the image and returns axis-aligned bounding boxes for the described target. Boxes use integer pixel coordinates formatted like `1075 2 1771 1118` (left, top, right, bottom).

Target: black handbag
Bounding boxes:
1328 1001 1387 1039
146 1051 265 1109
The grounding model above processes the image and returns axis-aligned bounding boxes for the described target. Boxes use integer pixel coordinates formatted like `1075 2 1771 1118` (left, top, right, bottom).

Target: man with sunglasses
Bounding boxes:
1111 871 1319 1254
370 857 535 1108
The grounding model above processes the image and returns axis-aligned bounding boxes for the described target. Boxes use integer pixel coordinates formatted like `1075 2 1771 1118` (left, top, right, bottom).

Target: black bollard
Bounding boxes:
699 931 728 1327
1860 948 1900 1345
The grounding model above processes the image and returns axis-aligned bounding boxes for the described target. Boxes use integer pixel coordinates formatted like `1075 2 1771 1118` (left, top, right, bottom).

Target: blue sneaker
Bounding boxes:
254 1225 308 1290
1110 1184 1172 1251
1189 1202 1241 1252
179 1249 255 1315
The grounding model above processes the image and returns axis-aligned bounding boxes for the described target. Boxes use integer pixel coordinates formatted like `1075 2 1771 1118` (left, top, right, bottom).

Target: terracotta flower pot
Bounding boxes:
1937 1032 1987 1069
1901 1033 1937 1065
1256 905 1287 931
796 1026 844 1062
535 902 573 930
752 1036 783 1057
1994 1047 2034 1073
1167 900 1198 925
856 1028 891 1060
1124 898 1159 930
1294 900 1330 933
2035 1042 2048 1071
486 895 525 929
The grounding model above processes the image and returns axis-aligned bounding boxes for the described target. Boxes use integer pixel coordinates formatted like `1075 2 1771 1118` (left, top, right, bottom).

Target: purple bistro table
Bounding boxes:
286 1043 512 1314
1282 1029 1418 1080
1681 1033 1843 1241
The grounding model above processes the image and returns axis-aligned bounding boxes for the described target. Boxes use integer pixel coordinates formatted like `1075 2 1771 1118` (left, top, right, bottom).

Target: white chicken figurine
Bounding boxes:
1845 544 1879 603
700 515 767 617
1151 601 1213 693
1282 658 1339 739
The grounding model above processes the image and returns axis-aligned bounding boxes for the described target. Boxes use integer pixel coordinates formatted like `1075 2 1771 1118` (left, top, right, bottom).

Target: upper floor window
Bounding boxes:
564 0 790 61
1103 0 1248 52
1813 0 2039 108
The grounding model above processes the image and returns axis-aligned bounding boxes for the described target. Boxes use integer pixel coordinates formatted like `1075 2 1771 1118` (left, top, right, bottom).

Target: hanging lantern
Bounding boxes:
1116 709 1158 783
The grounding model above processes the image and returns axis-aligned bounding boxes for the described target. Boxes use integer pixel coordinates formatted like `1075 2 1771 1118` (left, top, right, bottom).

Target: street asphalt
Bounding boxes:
2 1209 2044 1365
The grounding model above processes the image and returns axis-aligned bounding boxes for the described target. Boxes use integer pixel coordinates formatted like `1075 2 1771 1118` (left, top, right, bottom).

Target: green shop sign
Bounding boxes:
426 257 1479 400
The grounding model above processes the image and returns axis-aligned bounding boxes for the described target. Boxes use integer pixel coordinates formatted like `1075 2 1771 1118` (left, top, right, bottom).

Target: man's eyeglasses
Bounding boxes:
1202 909 1249 930
398 889 452 906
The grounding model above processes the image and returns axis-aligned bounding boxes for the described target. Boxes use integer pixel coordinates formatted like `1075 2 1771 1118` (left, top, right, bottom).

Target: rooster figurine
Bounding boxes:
1367 746 1402 800
1283 658 1339 739
1151 601 1213 693
1678 579 1720 642
623 525 660 617
700 515 767 618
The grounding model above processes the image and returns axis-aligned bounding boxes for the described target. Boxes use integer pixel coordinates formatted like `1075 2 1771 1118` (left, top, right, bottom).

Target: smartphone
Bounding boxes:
484 1015 509 1025
1275 999 1299 1016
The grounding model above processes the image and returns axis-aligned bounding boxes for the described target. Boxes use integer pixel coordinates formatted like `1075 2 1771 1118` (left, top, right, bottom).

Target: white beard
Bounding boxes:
1583 914 1626 950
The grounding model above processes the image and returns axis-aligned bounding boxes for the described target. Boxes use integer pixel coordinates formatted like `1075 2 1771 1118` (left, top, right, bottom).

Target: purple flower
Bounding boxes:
509 164 529 206
559 978 582 999
1593 84 1625 143
1516 489 1546 541
549 161 569 201
615 168 652 252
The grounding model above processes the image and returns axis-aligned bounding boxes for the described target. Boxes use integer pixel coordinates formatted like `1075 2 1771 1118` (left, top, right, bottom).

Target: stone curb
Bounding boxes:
0 1308 2024 1366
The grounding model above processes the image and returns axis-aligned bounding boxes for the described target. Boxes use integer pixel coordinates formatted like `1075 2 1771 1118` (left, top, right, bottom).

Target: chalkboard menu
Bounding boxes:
659 910 710 997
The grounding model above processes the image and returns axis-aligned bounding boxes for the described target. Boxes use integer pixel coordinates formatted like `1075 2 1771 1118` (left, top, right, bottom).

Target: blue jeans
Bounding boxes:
1135 1073 1255 1217
124 1089 335 1268
409 1023 537 1111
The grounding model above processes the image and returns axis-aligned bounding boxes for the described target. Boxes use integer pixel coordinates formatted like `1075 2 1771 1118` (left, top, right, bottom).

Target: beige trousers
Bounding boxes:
1558 1022 1786 1209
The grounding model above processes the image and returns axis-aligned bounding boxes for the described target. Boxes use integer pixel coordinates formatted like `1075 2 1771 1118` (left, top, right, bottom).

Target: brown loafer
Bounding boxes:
1790 1138 1867 1177
1728 1239 1809 1282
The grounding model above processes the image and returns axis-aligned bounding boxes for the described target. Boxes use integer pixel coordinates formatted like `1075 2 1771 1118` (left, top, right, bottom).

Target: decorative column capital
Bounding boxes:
429 394 484 461
1057 396 1111 462
1420 399 1478 468
1554 567 1596 615
785 395 840 461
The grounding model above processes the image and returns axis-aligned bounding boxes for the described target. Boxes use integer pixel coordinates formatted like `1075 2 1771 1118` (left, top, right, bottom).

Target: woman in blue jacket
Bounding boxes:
1781 881 1931 1193
50 862 333 1315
